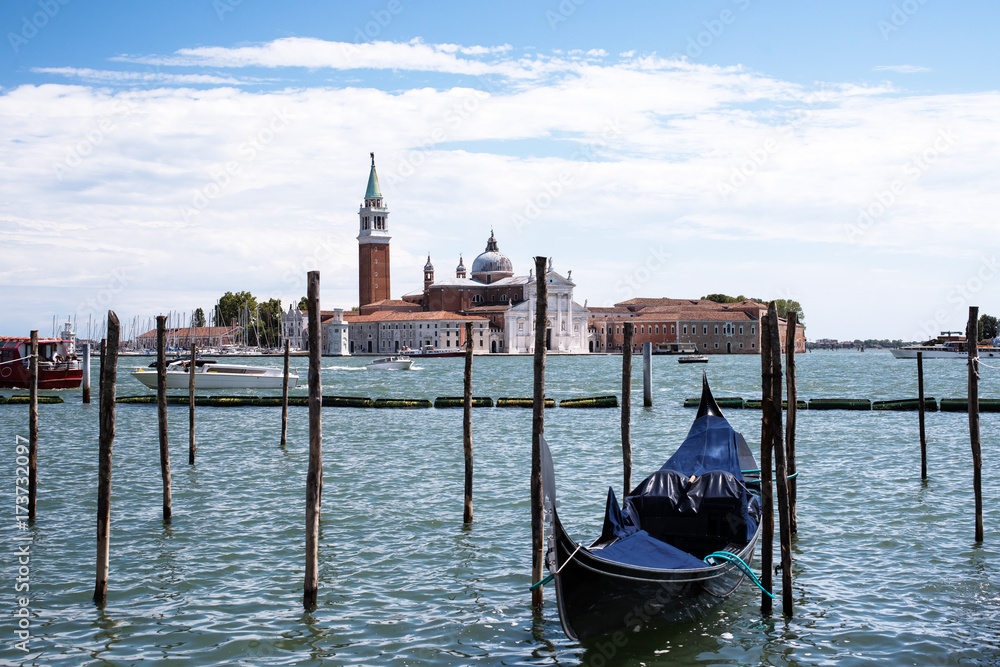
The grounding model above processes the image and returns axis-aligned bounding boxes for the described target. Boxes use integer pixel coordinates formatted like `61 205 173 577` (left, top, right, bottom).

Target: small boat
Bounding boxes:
678 355 709 363
0 337 83 389
399 346 465 358
365 356 413 370
131 358 297 389
541 375 763 640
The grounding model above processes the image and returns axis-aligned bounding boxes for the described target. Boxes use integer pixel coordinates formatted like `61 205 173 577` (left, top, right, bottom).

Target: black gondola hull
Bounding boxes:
549 510 760 641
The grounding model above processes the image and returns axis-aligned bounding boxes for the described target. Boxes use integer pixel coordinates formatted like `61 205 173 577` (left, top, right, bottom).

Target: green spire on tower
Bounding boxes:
365 152 382 199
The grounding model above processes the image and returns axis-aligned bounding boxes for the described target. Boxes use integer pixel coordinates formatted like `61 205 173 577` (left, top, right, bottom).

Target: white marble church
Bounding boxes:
504 259 590 354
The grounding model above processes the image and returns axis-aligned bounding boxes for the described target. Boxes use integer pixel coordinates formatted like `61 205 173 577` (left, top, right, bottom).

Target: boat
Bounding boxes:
399 346 465 358
890 331 1000 359
678 355 709 363
131 358 297 389
365 356 413 370
0 337 83 389
541 375 763 640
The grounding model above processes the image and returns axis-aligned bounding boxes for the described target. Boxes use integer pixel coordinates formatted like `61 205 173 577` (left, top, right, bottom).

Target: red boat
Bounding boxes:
0 337 83 389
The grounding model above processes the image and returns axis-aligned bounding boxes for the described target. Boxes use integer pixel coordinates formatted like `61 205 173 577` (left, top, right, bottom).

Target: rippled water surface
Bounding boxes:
2 350 999 665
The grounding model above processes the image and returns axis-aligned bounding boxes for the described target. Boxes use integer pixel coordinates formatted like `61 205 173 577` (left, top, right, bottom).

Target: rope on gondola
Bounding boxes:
703 551 774 598
741 469 799 480
530 543 583 591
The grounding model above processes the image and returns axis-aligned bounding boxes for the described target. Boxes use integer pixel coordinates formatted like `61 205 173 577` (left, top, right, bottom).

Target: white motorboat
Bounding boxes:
132 359 298 389
365 356 413 370
891 332 1000 359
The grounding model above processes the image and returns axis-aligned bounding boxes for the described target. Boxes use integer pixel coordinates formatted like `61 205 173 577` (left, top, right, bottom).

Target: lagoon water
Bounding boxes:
2 350 999 666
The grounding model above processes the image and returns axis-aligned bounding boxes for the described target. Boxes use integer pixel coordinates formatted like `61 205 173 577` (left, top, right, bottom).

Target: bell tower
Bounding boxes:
358 152 391 306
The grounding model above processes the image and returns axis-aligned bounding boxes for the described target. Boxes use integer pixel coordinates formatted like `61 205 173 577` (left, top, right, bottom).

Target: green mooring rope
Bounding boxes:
703 551 774 598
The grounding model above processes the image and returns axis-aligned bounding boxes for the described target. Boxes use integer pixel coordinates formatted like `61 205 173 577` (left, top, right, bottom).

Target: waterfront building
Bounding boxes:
344 310 489 355
280 303 308 350
588 298 806 354
321 308 350 356
503 259 590 354
135 326 240 350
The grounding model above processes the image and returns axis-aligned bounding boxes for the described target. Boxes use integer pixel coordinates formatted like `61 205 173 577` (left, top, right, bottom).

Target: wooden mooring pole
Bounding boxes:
188 343 196 465
768 305 793 615
280 340 290 449
967 306 983 542
642 341 653 408
303 271 323 609
94 311 119 606
785 312 798 534
463 321 474 525
531 256 548 607
918 351 927 480
99 339 106 414
156 316 172 523
28 331 38 521
82 342 91 404
759 314 775 614
621 323 634 494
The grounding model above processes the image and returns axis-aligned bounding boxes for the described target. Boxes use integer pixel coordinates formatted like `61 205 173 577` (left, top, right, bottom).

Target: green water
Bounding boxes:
1 350 998 665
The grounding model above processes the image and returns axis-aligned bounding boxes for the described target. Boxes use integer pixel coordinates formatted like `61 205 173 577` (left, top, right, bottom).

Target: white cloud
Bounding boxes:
2 39 998 339
31 67 255 86
873 65 932 73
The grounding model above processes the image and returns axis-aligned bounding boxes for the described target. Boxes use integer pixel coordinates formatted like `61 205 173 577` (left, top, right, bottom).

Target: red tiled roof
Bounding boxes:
344 310 488 323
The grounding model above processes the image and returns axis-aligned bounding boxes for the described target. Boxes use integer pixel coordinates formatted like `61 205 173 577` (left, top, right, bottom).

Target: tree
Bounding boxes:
702 293 746 304
979 314 999 341
773 299 805 324
258 298 283 349
217 291 259 345
298 296 308 311
193 308 206 328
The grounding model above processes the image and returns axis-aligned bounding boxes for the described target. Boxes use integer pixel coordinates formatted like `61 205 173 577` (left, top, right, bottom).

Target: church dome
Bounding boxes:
471 231 513 283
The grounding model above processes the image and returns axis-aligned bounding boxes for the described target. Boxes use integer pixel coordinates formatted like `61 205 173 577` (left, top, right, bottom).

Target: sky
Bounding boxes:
1 0 998 342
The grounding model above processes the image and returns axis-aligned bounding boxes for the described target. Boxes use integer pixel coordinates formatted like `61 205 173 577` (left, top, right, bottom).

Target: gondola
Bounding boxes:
540 374 763 641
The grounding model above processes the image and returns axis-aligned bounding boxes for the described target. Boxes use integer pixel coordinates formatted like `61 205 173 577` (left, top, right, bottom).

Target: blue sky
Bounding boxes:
2 0 998 340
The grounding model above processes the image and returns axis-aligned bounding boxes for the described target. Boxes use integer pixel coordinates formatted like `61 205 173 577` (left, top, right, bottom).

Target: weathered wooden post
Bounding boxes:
28 331 38 521
280 340 290 449
621 323 634 494
785 312 798 534
759 314 774 615
99 339 106 414
94 311 119 606
531 256 548 607
463 321 474 524
156 315 172 523
188 343 196 465
642 341 652 408
82 342 91 404
967 306 983 542
303 271 323 609
918 351 927 480
768 305 793 615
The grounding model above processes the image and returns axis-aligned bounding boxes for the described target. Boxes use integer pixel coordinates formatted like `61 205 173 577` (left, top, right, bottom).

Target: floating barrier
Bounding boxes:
808 399 871 411
497 397 555 408
873 398 938 412
684 397 745 409
433 396 494 408
373 398 432 409
4 395 64 404
324 395 374 408
559 396 619 408
940 398 1000 413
